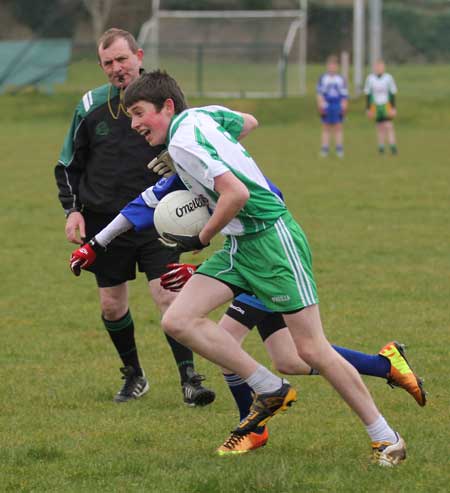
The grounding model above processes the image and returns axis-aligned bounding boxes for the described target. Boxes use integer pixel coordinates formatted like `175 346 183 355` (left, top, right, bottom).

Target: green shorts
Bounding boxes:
372 102 394 123
196 211 318 312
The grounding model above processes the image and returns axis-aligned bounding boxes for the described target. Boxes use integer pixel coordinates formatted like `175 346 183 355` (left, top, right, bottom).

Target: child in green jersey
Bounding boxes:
364 60 398 155
121 70 406 465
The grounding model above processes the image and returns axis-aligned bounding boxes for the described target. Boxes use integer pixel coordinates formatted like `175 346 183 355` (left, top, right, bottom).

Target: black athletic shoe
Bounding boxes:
234 380 297 435
182 368 216 407
113 366 149 403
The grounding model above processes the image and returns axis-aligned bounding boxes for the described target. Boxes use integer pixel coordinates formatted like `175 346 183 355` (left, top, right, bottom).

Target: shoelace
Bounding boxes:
188 373 206 387
120 375 140 395
222 432 246 450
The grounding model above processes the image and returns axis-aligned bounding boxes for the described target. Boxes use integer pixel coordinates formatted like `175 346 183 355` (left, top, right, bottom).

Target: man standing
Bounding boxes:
54 29 215 406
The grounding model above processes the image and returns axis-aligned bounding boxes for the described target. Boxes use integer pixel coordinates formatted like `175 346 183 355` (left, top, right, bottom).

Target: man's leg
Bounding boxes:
148 278 215 406
99 283 149 403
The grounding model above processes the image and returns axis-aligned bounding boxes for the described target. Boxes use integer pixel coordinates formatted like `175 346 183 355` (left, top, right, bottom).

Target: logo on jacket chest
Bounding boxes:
95 121 110 136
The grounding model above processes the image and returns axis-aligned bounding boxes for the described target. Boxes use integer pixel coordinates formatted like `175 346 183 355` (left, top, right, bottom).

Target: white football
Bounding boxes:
154 190 210 237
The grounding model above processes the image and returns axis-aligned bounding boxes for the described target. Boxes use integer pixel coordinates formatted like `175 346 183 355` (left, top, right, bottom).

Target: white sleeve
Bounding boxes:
94 214 133 247
169 141 229 190
388 74 398 94
363 75 372 95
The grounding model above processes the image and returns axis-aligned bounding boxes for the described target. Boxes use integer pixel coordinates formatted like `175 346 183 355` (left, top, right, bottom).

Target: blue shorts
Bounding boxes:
321 104 343 125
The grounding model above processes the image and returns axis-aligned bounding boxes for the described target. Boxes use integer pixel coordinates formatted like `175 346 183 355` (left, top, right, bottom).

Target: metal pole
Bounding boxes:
299 0 308 95
353 0 365 96
196 44 204 97
150 0 160 69
369 0 382 69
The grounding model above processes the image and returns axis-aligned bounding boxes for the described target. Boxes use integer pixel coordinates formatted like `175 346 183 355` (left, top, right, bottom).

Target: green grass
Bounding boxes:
1 64 450 492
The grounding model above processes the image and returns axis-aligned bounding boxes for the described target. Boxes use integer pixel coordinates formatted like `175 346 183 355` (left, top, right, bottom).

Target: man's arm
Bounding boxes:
55 106 89 244
69 174 186 275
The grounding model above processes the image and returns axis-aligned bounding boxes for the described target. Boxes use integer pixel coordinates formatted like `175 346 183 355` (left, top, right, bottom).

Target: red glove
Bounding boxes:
70 239 102 276
160 263 197 291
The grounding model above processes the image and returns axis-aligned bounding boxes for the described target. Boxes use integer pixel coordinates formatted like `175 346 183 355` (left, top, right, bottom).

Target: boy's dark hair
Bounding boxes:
123 70 188 114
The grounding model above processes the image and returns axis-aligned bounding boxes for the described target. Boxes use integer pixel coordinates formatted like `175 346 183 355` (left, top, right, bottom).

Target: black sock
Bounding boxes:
164 333 194 383
102 310 143 376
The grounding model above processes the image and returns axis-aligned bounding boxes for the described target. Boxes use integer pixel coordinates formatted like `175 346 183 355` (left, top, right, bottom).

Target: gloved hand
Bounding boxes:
160 263 198 291
158 232 209 253
70 239 104 276
147 150 175 178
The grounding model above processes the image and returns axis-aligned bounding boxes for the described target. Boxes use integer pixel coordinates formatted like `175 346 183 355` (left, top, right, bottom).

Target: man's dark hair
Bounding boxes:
98 28 139 55
123 70 188 114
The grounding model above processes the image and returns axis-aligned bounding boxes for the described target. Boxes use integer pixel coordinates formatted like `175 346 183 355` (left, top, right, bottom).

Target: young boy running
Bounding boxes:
72 70 407 466
160 265 426 454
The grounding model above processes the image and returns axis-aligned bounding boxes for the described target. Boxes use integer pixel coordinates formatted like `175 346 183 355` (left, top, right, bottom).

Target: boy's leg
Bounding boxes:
258 313 425 406
162 274 259 377
283 303 407 466
218 313 254 421
334 122 344 157
385 121 398 154
320 123 330 156
377 122 386 153
264 327 312 375
162 274 289 395
162 274 296 451
284 306 405 465
284 304 382 425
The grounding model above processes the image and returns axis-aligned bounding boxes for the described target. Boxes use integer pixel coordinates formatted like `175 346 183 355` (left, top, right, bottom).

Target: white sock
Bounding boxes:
245 365 283 394
366 415 397 444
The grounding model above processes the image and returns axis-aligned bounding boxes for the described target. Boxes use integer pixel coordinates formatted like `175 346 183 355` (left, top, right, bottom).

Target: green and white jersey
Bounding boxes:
364 73 397 105
167 105 286 236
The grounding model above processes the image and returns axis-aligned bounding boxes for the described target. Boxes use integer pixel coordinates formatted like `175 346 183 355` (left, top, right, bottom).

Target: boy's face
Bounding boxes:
374 61 385 75
128 100 174 146
327 61 338 74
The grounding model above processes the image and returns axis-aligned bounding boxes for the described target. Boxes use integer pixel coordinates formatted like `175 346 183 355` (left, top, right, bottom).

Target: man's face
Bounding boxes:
128 100 174 146
98 37 143 89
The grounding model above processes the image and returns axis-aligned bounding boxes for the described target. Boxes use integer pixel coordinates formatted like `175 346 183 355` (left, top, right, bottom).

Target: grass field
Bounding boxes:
1 64 450 492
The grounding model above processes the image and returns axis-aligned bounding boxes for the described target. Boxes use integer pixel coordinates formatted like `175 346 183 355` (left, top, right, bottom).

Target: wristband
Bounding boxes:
65 207 81 218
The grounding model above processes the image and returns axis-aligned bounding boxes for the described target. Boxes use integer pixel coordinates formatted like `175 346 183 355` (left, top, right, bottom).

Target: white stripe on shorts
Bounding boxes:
274 217 315 307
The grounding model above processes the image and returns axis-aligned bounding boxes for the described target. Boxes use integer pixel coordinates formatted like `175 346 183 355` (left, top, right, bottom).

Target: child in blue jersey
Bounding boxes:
316 55 348 158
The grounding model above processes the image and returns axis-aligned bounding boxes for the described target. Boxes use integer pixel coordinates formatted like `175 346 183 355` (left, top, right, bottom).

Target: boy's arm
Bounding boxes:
160 171 250 253
316 94 326 113
199 171 250 245
69 175 186 275
237 112 258 140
